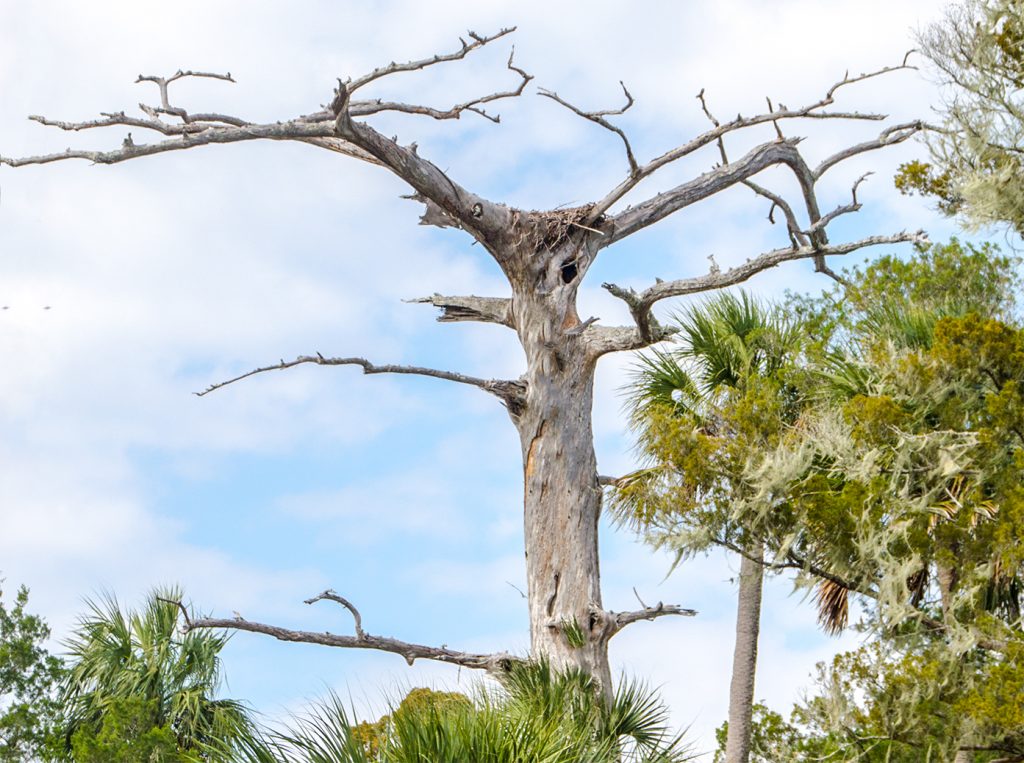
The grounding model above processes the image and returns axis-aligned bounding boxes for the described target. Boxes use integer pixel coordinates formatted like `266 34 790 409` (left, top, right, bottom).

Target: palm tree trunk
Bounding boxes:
938 563 972 763
724 540 764 763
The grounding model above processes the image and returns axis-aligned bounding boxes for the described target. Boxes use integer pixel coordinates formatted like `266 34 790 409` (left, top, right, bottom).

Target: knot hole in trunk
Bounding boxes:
560 257 579 284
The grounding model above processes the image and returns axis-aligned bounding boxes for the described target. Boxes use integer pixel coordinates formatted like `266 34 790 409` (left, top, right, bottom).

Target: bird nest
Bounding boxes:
515 204 600 252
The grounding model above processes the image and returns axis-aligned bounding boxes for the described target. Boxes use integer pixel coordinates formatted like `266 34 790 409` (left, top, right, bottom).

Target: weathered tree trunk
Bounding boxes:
724 540 764 763
508 230 613 689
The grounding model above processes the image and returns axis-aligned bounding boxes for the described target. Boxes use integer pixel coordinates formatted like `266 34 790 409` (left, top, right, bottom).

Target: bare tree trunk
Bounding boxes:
724 540 764 763
512 235 613 690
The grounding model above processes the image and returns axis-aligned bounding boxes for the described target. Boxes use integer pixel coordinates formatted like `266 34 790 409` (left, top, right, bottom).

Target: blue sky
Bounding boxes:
0 0 962 752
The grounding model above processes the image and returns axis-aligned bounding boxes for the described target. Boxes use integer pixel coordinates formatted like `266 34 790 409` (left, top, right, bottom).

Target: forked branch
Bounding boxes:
347 28 516 93
136 69 236 122
591 230 928 355
601 118 922 249
185 590 523 673
1 30 526 248
585 58 918 224
604 602 697 639
539 81 639 174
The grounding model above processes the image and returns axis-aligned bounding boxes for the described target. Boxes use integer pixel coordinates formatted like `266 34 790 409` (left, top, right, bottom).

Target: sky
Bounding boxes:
0 0 963 754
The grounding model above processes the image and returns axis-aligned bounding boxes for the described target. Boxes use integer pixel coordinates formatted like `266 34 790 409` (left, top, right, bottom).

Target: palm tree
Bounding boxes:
613 292 803 763
245 660 694 762
60 587 261 760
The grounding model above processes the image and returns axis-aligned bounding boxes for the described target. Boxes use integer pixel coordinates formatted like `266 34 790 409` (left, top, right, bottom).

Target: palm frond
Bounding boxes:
861 302 939 350
626 349 702 421
813 579 850 636
252 662 693 762
59 586 260 756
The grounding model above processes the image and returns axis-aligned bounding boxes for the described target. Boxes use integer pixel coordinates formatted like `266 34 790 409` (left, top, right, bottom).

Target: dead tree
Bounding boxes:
1 29 925 692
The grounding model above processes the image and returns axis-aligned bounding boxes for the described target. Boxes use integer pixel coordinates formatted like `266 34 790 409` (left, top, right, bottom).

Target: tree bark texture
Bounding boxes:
724 540 765 763
507 227 614 689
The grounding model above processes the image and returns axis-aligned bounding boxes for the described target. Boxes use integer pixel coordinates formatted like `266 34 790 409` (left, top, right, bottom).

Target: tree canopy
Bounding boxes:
897 0 1024 236
0 583 65 762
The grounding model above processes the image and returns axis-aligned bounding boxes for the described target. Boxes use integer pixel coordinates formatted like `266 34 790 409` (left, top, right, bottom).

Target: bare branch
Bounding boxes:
593 231 928 356
565 316 600 336
331 80 510 245
604 602 697 639
742 180 810 248
593 282 675 347
696 88 730 165
804 172 873 237
156 597 194 629
635 233 924 304
135 69 236 123
196 353 527 409
355 49 532 124
600 117 925 284
186 591 523 673
696 88 720 128
347 28 516 93
813 121 923 178
0 120 378 167
409 293 514 328
304 589 365 639
586 60 917 223
539 81 639 175
3 35 523 249
824 57 916 100
27 111 243 135
604 139 817 247
584 324 676 357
